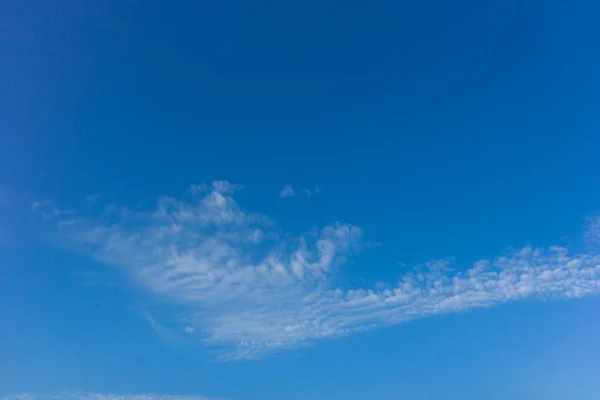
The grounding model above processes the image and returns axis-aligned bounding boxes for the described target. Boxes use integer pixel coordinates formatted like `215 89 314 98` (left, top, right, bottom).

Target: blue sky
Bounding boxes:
1 1 600 399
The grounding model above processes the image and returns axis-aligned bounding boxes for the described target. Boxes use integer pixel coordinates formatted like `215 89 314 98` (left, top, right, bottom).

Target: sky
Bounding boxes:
1 0 600 399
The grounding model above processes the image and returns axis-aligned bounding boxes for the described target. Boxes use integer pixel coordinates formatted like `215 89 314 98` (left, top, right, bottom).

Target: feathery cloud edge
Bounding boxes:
279 184 294 198
40 181 600 360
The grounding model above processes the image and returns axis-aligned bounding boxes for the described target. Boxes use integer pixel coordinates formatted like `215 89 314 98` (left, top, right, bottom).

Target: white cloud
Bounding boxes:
302 187 321 198
2 392 226 400
32 200 75 219
279 184 294 198
40 180 600 360
280 185 320 199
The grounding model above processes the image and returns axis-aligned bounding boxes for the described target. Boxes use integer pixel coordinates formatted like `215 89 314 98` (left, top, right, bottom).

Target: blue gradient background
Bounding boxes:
1 1 600 399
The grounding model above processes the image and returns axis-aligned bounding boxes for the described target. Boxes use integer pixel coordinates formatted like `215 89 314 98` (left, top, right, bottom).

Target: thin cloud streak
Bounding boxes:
43 181 600 359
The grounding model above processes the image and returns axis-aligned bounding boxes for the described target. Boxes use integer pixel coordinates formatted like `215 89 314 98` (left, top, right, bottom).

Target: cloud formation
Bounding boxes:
43 181 600 359
302 186 321 198
279 184 294 198
279 184 320 199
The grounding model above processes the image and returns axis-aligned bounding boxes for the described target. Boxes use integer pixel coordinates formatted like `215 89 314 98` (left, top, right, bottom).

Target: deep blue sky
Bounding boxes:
1 1 600 400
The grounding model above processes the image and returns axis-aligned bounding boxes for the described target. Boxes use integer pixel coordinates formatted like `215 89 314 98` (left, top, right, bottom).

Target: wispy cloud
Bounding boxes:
280 184 321 199
32 200 75 219
40 181 600 359
303 186 321 198
279 184 294 198
3 392 227 400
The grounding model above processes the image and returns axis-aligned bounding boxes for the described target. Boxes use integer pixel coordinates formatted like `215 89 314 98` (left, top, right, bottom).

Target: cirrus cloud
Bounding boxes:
279 184 295 198
40 181 600 359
